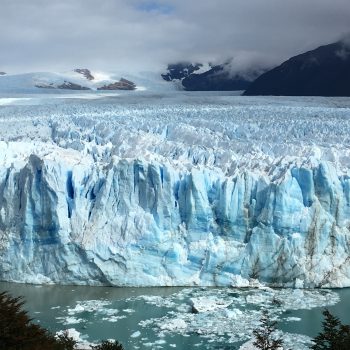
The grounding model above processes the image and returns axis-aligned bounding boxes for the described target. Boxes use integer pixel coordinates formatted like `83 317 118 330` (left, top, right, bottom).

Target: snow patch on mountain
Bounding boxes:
0 70 175 93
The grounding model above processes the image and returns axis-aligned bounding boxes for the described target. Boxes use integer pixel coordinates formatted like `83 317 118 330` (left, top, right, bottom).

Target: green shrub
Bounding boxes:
311 309 350 350
0 291 124 350
0 291 67 350
253 309 284 350
92 340 124 350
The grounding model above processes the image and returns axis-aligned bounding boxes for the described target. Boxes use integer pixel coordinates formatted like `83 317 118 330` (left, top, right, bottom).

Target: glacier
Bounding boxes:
0 92 350 287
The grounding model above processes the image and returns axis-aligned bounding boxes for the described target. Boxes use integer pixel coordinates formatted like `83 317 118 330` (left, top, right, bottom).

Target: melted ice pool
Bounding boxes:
0 283 349 349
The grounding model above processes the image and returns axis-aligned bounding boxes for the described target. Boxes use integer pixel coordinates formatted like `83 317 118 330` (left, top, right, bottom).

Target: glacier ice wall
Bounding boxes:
0 94 350 287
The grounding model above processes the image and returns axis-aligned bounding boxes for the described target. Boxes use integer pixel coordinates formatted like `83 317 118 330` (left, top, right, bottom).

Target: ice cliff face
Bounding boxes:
0 94 350 287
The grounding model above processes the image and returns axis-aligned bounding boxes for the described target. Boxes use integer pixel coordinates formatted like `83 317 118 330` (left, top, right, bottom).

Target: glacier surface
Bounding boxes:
0 92 350 287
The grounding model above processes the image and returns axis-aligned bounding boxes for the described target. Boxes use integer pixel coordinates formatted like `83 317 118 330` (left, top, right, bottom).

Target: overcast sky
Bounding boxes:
1 0 350 73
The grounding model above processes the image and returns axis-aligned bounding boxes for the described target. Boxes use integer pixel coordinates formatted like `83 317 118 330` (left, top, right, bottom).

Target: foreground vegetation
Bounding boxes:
252 308 350 350
311 309 350 350
252 309 284 350
0 291 124 350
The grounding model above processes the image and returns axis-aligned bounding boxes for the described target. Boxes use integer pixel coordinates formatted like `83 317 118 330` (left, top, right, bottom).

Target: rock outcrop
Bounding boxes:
57 81 91 90
35 82 55 89
97 78 136 90
74 69 94 81
161 63 202 81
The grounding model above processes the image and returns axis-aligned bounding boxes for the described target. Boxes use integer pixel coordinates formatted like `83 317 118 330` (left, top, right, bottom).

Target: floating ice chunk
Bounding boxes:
57 316 84 325
131 331 141 338
102 315 126 322
190 297 233 313
239 340 259 350
56 328 93 349
67 304 85 314
70 300 112 313
135 295 177 308
123 308 135 313
160 318 187 331
284 317 302 322
231 275 251 287
224 308 243 319
143 343 154 347
56 328 82 342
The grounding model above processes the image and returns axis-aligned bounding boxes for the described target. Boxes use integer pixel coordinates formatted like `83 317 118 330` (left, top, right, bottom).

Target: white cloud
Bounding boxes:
0 0 349 73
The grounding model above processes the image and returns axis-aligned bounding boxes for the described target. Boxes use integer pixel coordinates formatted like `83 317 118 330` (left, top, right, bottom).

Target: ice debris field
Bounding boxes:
0 92 350 287
49 287 339 349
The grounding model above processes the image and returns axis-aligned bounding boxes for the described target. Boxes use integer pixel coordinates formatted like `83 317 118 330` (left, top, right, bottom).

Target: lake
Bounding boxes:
1 282 350 349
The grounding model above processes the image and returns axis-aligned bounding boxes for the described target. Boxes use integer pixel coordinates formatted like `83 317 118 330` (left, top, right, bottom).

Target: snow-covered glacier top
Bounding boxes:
0 92 350 287
1 93 350 176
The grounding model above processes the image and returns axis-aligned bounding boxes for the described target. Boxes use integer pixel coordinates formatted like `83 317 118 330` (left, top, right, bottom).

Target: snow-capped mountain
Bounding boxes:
161 62 204 81
162 61 263 91
0 69 178 94
0 69 149 93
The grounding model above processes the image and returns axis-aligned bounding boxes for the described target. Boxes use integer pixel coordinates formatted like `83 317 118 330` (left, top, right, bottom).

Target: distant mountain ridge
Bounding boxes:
182 64 253 91
161 63 202 81
97 78 136 91
244 41 350 96
0 69 138 92
35 80 91 90
162 61 263 91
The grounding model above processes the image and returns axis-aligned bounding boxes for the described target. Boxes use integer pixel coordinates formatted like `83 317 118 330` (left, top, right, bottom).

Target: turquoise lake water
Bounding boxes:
1 282 350 349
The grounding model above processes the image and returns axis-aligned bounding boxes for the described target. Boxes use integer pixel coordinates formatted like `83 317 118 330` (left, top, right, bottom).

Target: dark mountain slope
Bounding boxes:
244 42 350 96
162 62 256 91
161 63 202 81
182 64 252 91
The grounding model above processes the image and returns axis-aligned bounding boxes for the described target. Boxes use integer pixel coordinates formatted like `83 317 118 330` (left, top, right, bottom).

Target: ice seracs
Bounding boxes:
0 95 350 287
